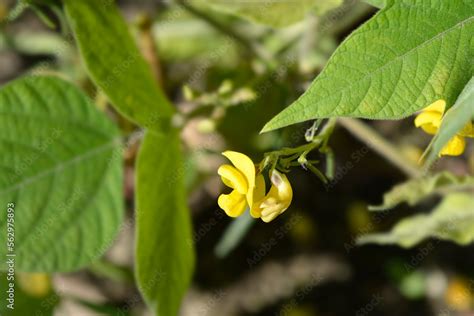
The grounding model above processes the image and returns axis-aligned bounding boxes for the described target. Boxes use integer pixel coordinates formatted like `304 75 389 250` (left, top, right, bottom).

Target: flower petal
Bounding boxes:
218 164 248 194
218 190 247 217
459 122 474 138
423 99 446 114
259 170 293 223
440 135 466 156
222 151 256 205
414 111 442 135
249 173 266 218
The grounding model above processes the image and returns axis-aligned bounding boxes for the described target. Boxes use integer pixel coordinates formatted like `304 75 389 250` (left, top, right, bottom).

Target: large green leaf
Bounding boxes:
0 76 123 271
370 172 474 211
135 131 195 316
64 0 174 132
424 76 474 165
359 193 474 247
198 0 343 28
262 0 474 132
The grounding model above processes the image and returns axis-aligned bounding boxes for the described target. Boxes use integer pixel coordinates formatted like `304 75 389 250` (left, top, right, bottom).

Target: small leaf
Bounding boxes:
64 0 174 132
359 193 474 247
262 0 474 132
135 131 195 316
370 172 474 211
0 76 123 272
424 76 474 165
198 0 343 28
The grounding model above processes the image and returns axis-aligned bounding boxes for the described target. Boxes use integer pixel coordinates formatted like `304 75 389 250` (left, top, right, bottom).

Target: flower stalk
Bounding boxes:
217 119 337 222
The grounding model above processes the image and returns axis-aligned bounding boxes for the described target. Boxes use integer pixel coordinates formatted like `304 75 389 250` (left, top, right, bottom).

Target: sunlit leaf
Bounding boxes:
359 193 474 247
262 0 474 132
370 172 474 211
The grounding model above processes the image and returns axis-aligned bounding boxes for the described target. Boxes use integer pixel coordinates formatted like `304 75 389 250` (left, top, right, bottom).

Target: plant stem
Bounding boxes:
263 118 337 172
88 259 135 285
338 117 422 178
137 13 164 87
268 118 337 157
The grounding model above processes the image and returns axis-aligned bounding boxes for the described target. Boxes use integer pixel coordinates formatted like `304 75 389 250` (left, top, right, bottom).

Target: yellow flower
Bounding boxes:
255 169 293 223
414 100 445 135
414 99 474 156
17 273 51 298
218 151 265 218
440 135 466 156
217 151 293 222
444 277 473 311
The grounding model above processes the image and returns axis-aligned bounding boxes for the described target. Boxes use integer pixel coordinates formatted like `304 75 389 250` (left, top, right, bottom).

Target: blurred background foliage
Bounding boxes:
1 0 474 315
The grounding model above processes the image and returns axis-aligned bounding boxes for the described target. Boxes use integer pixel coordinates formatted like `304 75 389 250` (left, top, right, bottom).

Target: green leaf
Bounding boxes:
64 0 174 132
135 130 195 316
359 193 474 247
424 76 474 165
262 0 474 132
0 76 123 271
363 0 386 8
370 172 474 211
199 0 343 28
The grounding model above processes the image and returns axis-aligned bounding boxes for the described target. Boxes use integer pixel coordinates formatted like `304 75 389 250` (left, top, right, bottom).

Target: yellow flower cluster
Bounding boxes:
414 100 474 156
217 151 292 222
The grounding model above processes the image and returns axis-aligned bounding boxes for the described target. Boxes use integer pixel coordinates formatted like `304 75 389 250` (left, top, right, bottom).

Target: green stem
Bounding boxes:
306 163 328 183
262 118 337 172
88 259 135 285
338 118 422 178
267 118 337 158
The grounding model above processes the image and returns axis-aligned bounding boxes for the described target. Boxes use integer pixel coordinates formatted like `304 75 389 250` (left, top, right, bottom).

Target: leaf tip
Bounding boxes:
260 114 289 133
260 122 274 134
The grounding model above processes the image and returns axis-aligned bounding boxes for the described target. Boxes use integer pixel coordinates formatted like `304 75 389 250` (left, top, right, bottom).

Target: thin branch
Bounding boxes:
137 14 164 87
338 117 422 178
